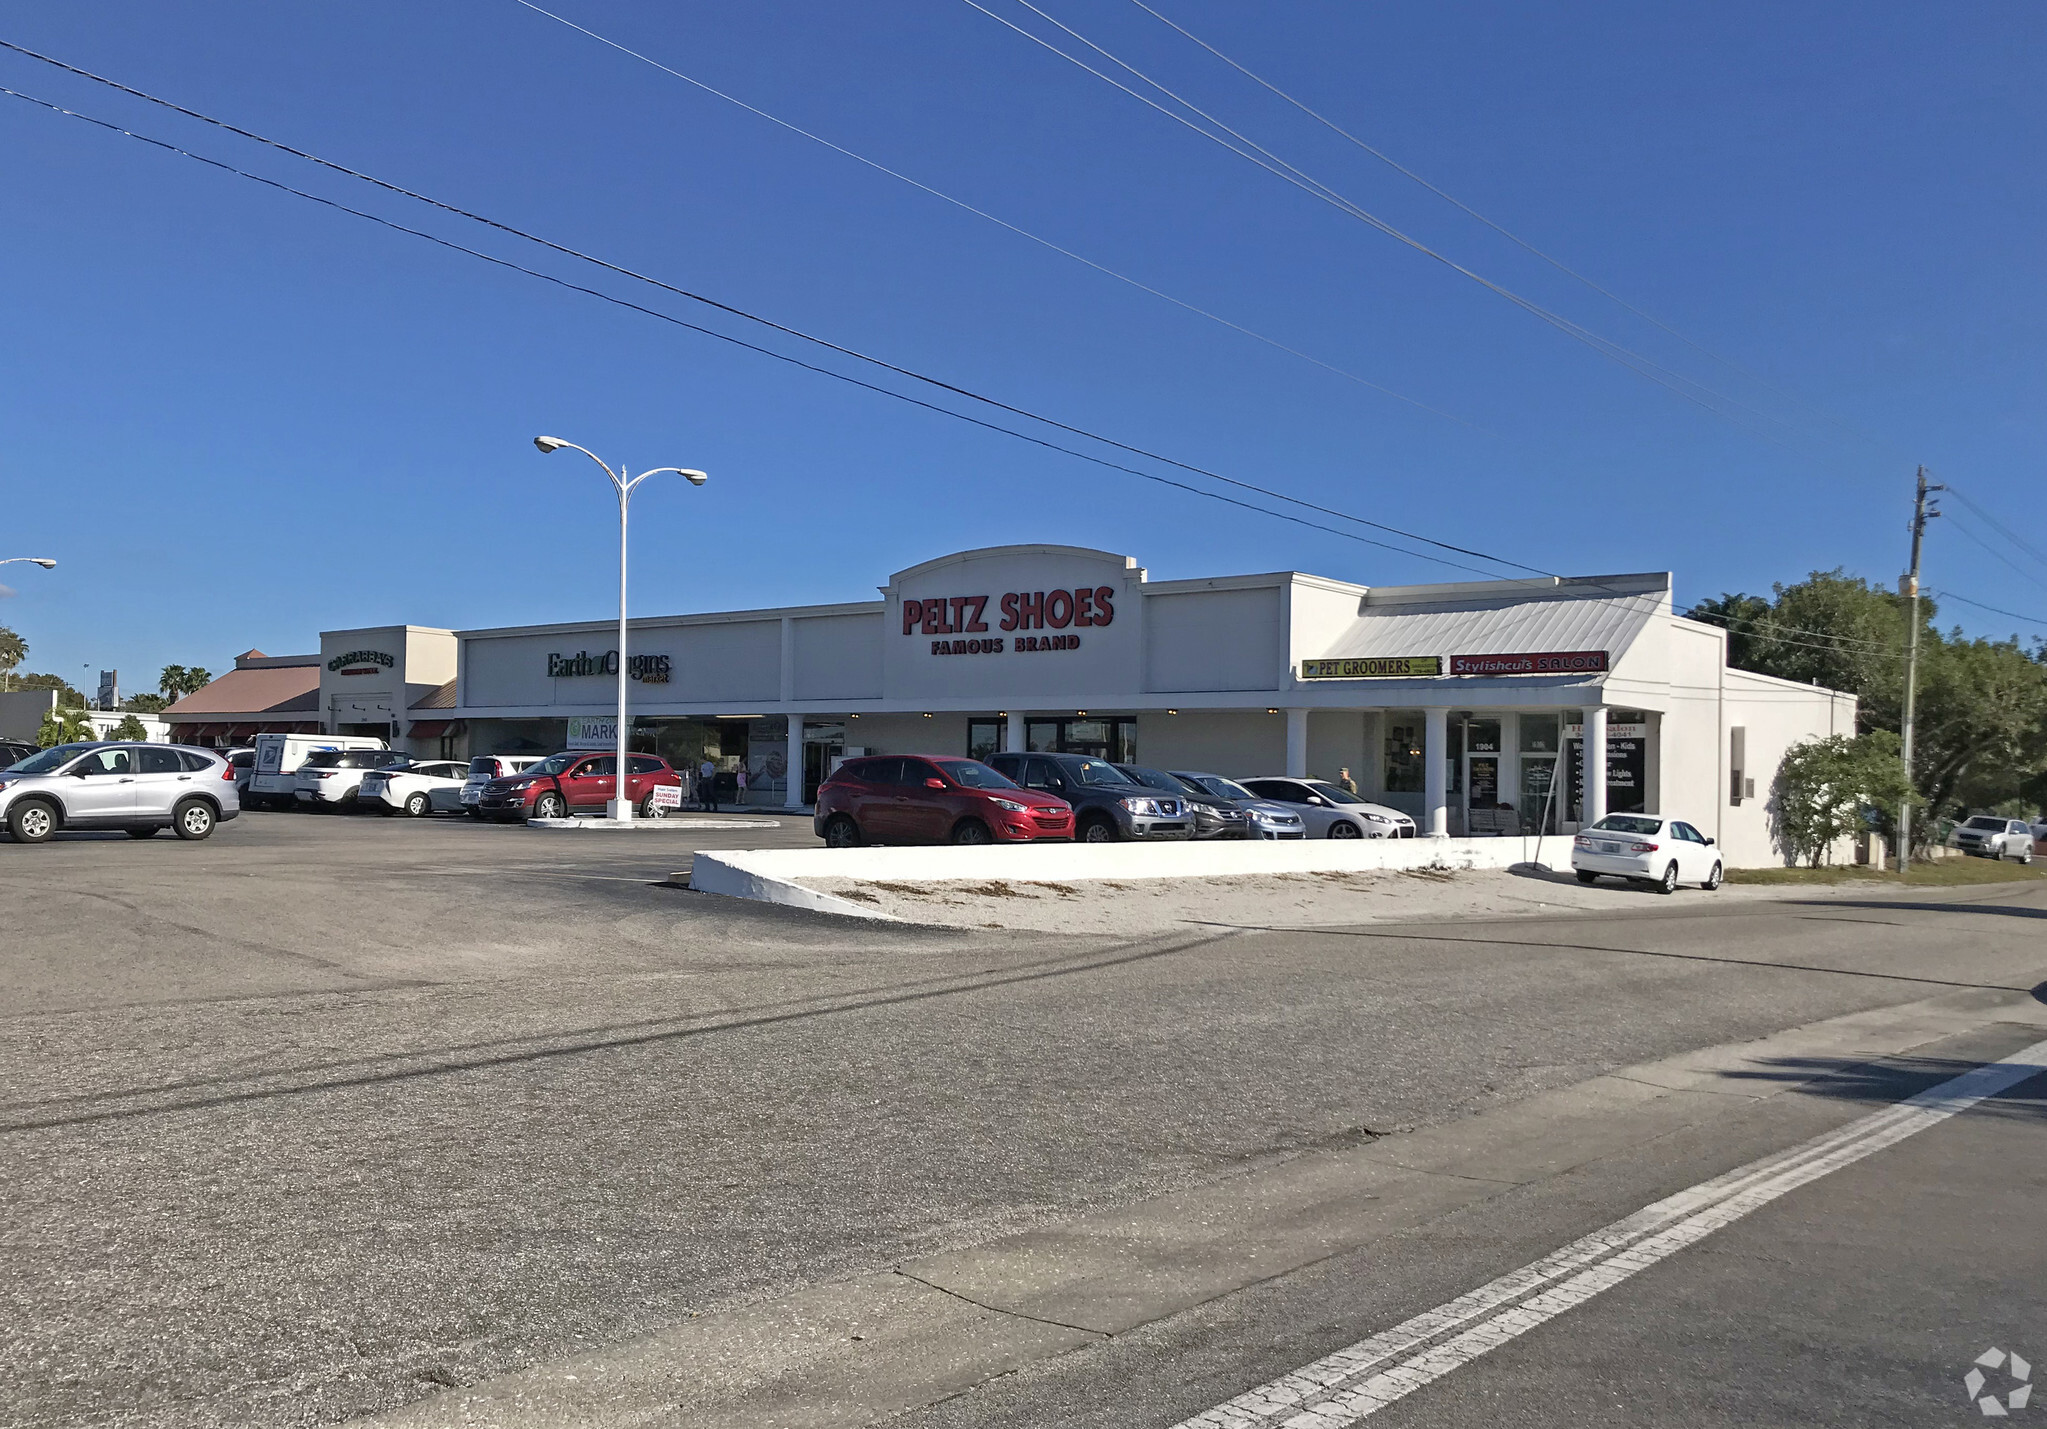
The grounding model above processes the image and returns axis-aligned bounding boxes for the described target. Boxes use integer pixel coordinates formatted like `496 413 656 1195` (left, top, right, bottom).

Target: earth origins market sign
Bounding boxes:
903 585 1118 658
547 650 672 684
328 650 395 676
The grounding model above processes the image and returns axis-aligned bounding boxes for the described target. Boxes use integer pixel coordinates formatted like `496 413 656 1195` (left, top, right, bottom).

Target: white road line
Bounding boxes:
1176 1039 2047 1429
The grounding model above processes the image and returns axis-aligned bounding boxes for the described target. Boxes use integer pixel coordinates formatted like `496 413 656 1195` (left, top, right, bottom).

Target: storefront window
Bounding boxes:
1384 713 1424 794
1520 757 1558 833
1520 713 1559 754
1026 717 1136 762
1464 718 1502 754
967 719 1003 762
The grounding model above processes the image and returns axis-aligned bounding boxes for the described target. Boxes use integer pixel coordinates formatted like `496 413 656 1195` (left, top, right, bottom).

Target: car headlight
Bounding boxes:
1121 796 1160 815
991 797 1028 812
1362 811 1390 822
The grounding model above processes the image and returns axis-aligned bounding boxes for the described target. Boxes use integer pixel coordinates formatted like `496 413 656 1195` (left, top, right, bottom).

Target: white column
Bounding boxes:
1423 706 1449 837
1284 707 1309 777
784 715 804 810
1006 709 1025 753
1583 705 1608 827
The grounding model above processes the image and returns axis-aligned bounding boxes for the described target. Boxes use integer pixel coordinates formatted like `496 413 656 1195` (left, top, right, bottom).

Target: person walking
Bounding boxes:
735 765 748 807
699 756 718 812
1338 767 1358 796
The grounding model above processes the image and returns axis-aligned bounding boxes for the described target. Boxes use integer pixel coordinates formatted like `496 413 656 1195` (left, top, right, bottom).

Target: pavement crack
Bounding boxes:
892 1269 1112 1339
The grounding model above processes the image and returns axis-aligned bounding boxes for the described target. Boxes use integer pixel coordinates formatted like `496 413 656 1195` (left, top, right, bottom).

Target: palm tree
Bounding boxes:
0 625 25 693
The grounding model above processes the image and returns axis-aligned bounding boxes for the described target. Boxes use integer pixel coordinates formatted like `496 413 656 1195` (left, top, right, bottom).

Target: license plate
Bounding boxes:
1597 841 1623 853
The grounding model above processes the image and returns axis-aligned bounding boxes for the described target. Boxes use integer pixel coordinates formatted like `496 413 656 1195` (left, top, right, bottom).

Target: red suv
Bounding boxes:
475 751 684 821
815 755 1073 846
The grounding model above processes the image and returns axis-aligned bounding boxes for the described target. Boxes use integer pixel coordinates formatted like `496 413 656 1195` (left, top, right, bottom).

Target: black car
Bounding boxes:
0 738 35 770
1113 763 1249 839
985 751 1193 842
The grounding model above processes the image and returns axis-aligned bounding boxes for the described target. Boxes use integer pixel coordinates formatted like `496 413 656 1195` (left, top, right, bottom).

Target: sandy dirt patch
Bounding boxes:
796 866 1850 932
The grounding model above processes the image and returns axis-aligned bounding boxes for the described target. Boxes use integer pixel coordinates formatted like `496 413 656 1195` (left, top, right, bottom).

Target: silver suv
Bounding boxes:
0 742 241 843
1953 815 2036 863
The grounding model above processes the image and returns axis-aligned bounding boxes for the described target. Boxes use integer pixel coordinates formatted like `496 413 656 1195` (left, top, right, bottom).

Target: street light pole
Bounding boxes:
0 559 56 692
533 438 706 822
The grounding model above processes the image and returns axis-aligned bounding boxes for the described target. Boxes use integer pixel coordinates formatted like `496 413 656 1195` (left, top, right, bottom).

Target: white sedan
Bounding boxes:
359 761 471 817
1571 814 1723 894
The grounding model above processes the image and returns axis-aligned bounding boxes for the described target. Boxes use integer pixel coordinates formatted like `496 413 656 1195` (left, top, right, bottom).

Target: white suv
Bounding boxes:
1954 815 2036 863
0 742 240 842
360 760 471 817
295 748 413 811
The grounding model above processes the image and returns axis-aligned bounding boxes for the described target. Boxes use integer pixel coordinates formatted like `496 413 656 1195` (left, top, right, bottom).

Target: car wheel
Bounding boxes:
126 826 162 839
1575 869 1598 884
1080 817 1118 843
639 794 670 820
1657 860 1679 895
952 819 993 845
1328 820 1362 839
7 799 57 844
823 815 862 848
466 807 483 819
404 792 430 818
533 792 566 820
172 799 215 841
1704 862 1724 890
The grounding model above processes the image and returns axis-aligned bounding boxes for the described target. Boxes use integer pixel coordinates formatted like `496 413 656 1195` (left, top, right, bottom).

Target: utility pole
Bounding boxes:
1897 466 1941 872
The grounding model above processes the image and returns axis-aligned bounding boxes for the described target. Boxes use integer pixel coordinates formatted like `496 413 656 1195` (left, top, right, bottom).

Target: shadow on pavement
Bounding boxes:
1787 898 2047 921
1717 1051 2047 1121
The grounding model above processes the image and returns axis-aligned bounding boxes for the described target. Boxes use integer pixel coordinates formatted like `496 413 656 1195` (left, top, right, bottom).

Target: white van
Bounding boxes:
247 732 389 810
460 754 546 816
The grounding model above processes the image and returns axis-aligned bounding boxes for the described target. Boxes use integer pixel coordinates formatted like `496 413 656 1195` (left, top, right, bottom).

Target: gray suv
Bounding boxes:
0 742 240 843
985 751 1193 842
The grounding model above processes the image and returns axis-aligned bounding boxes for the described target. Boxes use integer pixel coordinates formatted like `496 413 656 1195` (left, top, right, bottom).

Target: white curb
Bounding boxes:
525 816 783 832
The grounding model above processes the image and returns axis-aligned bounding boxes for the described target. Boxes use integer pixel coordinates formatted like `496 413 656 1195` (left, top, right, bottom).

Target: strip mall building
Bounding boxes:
166 545 1854 866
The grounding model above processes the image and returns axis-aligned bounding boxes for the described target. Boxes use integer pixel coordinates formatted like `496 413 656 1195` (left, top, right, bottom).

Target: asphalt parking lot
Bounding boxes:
5 808 2046 1428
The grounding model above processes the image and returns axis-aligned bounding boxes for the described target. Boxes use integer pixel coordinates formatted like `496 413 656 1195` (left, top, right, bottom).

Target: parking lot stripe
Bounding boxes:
1173 1038 2047 1428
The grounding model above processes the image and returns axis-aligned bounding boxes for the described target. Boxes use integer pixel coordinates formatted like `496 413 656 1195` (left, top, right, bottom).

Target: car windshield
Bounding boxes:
933 760 1018 790
1182 774 1255 802
8 743 94 775
1118 765 1197 795
1069 759 1136 787
1963 815 2008 830
1590 815 1664 835
1304 781 1367 805
520 754 576 778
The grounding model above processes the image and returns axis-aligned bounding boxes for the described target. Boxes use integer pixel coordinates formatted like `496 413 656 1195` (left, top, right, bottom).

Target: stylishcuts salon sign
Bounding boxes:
902 586 1117 658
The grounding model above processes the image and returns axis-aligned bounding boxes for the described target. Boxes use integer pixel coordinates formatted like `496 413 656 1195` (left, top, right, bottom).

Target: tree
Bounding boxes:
125 692 169 713
1773 731 1919 867
108 714 149 741
1912 634 2047 816
157 665 212 700
36 704 96 748
16 672 85 706
0 624 24 691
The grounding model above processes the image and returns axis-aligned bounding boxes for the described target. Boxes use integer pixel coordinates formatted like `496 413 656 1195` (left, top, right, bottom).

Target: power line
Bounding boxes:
1928 589 2047 630
960 0 1816 446
1939 481 2047 581
1942 514 2047 596
500 1 1467 428
0 41 1524 575
1122 0 1894 459
0 79 1515 580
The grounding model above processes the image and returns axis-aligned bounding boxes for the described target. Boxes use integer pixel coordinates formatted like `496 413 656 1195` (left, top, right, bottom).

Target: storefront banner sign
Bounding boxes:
1449 650 1609 677
566 715 617 749
1299 655 1443 679
1563 723 1649 740
328 649 394 676
548 650 672 683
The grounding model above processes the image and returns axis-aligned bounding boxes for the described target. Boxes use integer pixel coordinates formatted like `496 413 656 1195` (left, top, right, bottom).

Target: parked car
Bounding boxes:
1113 763 1250 839
815 755 1072 846
1953 814 2036 863
1170 771 1309 839
1571 814 1723 893
222 747 256 800
246 732 388 810
0 741 240 843
984 751 1192 842
0 738 36 769
460 754 547 816
360 760 472 817
1239 778 1417 839
294 748 414 811
474 752 683 821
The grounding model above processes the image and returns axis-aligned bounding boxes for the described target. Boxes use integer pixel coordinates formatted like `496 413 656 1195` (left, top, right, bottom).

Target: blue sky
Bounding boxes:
2 0 2043 690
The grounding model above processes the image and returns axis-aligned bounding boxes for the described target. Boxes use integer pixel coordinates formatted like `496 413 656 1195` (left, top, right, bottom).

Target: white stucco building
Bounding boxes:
167 545 1854 866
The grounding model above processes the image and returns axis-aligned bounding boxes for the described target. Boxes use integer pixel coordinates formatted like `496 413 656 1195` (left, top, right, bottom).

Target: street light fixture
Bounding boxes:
532 436 707 821
0 558 56 569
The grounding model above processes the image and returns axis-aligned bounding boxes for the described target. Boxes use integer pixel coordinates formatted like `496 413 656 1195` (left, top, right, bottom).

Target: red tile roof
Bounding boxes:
164 665 320 720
